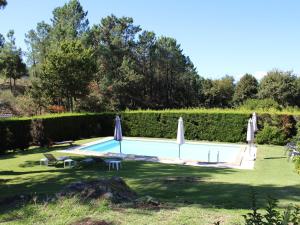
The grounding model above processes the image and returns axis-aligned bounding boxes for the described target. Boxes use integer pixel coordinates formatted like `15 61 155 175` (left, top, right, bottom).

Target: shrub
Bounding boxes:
243 193 300 225
239 98 281 111
293 156 300 174
256 124 286 145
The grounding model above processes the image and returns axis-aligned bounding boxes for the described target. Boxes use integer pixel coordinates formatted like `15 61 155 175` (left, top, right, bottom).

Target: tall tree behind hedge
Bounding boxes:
233 73 258 105
25 0 88 75
202 76 235 107
87 15 141 109
135 31 156 107
50 0 89 41
258 70 296 106
0 30 27 91
25 22 52 77
0 0 7 9
40 40 96 111
151 37 202 108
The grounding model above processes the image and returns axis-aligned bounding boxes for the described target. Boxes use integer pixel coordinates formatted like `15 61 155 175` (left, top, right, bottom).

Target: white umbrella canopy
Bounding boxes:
252 112 258 132
177 117 185 159
246 118 254 144
114 116 123 153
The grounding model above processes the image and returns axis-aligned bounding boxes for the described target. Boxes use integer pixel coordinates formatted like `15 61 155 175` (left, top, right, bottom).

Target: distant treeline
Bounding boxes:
0 0 300 115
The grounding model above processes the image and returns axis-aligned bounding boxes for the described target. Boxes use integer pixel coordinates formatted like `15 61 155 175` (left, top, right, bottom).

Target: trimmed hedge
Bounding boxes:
122 112 248 142
0 113 115 152
0 110 298 153
0 119 31 151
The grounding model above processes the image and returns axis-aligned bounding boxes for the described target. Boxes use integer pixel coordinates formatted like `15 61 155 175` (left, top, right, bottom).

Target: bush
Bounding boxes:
256 124 286 145
239 98 281 111
293 156 300 174
243 193 300 225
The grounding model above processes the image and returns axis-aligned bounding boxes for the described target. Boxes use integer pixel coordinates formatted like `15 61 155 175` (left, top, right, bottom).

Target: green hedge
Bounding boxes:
122 112 248 142
0 110 298 153
0 113 115 152
0 119 31 151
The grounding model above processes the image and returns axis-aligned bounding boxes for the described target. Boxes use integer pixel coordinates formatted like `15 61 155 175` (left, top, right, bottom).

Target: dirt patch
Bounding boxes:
162 176 202 183
58 177 137 203
70 217 113 225
142 176 202 185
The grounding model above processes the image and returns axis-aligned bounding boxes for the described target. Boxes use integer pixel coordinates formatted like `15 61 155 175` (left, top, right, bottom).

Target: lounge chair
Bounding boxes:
285 142 296 155
43 153 70 165
53 140 74 146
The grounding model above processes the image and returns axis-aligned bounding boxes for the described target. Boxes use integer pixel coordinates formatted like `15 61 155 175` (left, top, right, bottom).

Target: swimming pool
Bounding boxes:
80 138 244 163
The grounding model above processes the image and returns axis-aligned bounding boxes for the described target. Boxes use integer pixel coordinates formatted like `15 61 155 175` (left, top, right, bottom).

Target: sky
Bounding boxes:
0 0 300 80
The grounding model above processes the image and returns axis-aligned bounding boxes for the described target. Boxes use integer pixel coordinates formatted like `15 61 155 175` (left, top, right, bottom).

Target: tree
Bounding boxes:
293 77 300 107
87 15 141 109
25 0 88 78
0 30 27 91
135 31 156 106
39 39 96 111
150 36 202 108
51 0 89 41
258 69 296 106
202 76 235 107
90 15 141 82
25 21 52 77
0 34 4 47
0 0 7 9
233 73 258 105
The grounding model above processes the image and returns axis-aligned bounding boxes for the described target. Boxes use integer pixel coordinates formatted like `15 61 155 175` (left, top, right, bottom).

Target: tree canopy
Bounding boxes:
233 74 258 105
258 70 297 106
39 39 96 111
0 30 27 92
0 0 7 9
1 0 300 115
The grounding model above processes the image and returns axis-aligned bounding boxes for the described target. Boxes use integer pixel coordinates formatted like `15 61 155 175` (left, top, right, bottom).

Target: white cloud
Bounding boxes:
253 71 267 80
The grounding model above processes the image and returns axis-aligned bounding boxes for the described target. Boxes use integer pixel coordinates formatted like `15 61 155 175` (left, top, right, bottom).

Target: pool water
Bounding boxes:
80 139 243 163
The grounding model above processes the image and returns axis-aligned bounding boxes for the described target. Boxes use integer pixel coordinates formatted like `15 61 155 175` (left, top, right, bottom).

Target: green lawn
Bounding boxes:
0 138 299 225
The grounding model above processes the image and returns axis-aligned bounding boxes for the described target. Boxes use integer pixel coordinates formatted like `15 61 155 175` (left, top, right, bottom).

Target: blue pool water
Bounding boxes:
80 139 242 162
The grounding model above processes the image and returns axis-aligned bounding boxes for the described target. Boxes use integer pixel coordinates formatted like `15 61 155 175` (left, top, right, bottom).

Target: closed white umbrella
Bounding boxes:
252 112 258 132
114 116 123 154
247 118 254 145
176 117 185 159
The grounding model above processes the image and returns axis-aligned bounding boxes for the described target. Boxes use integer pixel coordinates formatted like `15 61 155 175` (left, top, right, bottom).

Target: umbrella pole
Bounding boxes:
119 141 122 154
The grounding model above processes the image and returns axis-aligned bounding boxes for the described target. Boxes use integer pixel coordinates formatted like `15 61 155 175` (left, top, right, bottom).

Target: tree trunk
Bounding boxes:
13 78 16 92
70 97 73 112
9 77 12 92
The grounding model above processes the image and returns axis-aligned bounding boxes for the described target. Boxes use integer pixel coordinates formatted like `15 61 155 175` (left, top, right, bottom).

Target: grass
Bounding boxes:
0 137 299 225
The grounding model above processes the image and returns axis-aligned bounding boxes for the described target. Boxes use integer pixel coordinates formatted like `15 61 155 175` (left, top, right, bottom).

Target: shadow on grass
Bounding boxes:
264 156 287 160
0 160 299 214
0 144 80 160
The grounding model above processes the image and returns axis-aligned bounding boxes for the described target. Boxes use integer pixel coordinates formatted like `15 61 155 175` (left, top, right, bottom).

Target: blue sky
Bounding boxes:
1 0 299 80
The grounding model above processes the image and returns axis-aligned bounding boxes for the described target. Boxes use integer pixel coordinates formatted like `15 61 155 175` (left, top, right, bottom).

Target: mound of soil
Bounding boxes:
70 217 112 225
59 177 137 203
